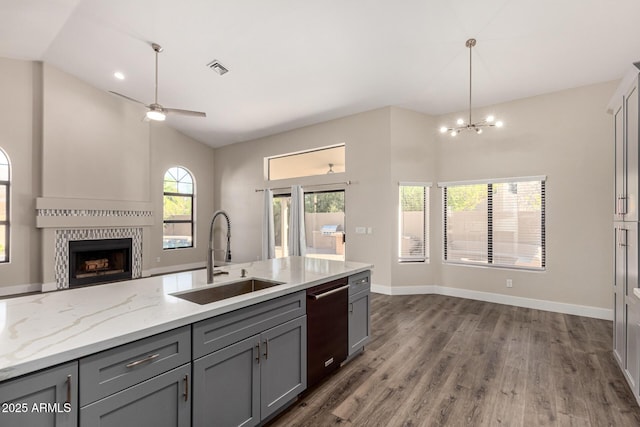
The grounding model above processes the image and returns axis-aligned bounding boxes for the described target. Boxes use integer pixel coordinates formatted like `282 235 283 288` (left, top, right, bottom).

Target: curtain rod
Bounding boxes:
255 180 352 192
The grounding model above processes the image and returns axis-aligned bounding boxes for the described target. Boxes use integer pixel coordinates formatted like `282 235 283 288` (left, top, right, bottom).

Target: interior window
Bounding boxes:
266 144 345 181
442 178 546 270
398 183 429 263
163 166 194 249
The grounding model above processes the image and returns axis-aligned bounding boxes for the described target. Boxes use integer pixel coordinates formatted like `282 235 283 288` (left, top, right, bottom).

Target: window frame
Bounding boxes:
398 182 431 263
440 176 546 271
0 148 9 264
162 166 195 250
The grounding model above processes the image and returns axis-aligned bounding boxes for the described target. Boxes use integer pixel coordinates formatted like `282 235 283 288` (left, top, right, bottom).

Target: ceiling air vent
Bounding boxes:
207 60 229 76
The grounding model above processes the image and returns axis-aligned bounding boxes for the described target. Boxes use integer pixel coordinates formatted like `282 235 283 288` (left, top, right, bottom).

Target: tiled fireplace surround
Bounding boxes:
36 198 154 292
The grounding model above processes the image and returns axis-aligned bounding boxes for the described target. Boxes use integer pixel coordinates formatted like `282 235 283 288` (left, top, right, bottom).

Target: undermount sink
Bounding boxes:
171 278 284 305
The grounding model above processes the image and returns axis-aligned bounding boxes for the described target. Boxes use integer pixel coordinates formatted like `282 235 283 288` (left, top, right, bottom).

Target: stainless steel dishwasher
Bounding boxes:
306 277 349 388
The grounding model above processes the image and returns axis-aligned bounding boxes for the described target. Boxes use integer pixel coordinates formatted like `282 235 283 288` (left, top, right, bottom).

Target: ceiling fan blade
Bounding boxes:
164 108 207 118
109 91 147 106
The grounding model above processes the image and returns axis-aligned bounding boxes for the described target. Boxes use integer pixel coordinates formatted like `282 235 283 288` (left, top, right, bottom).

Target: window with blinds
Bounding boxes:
441 177 545 270
398 183 429 262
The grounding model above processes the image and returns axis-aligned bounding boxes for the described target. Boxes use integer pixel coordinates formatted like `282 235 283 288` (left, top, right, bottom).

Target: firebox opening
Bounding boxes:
69 238 133 287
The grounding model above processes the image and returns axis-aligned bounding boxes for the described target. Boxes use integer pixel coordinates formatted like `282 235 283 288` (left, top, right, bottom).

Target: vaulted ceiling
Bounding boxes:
2 0 640 147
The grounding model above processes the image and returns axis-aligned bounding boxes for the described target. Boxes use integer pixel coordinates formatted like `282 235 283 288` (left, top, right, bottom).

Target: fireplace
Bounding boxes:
69 238 133 287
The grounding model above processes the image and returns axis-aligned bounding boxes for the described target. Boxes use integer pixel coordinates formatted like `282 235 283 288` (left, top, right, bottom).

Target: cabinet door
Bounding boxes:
260 316 307 420
615 103 626 220
349 291 371 356
0 362 78 427
615 225 630 363
80 364 190 427
626 82 639 221
192 335 260 427
626 298 640 397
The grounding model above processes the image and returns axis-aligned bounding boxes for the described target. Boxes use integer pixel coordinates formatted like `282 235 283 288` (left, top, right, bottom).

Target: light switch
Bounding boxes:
355 227 366 234
367 227 373 234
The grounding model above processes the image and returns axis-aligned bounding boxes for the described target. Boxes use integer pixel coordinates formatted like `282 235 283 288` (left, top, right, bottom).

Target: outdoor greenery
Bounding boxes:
400 186 425 212
163 181 192 219
305 192 344 213
447 184 487 212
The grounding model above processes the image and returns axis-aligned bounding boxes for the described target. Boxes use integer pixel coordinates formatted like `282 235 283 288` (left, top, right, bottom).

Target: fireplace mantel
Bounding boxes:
36 197 154 228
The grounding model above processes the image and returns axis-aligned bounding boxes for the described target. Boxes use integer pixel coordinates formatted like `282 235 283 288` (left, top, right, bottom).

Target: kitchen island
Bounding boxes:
0 256 372 426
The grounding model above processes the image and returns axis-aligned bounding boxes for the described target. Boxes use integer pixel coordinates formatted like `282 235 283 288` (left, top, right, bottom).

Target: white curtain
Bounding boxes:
261 189 275 260
288 185 307 256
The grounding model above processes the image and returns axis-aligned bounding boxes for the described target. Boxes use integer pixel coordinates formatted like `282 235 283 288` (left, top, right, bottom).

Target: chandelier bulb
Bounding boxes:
440 126 448 133
450 130 457 137
495 121 504 128
456 118 464 125
476 128 483 134
486 115 495 123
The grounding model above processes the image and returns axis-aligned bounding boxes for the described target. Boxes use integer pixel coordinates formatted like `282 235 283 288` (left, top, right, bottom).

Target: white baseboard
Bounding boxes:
41 282 58 293
0 282 42 297
371 284 613 321
146 261 206 277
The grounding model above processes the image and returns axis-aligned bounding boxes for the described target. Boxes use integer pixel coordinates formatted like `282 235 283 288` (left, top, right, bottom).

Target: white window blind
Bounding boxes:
399 183 429 262
442 178 546 270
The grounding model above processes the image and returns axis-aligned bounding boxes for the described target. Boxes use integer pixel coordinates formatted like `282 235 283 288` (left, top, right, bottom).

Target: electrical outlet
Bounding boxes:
506 279 513 288
355 227 366 234
156 257 161 263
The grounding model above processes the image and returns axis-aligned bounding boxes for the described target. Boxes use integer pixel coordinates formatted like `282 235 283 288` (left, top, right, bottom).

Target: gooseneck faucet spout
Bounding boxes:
207 210 231 284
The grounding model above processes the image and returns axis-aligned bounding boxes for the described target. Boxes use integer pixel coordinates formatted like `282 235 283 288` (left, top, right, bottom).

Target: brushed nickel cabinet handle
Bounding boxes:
183 375 189 402
65 374 72 404
126 353 160 368
264 339 269 360
349 303 354 313
256 342 261 364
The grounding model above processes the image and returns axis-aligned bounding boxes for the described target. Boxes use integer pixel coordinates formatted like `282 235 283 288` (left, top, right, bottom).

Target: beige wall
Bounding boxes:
0 58 42 289
213 82 616 311
390 107 438 286
148 124 215 273
0 58 216 293
214 108 393 285
42 64 150 201
436 81 616 309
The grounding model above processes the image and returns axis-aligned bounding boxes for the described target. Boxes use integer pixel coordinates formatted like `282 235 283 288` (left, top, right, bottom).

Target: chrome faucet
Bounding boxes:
207 210 231 284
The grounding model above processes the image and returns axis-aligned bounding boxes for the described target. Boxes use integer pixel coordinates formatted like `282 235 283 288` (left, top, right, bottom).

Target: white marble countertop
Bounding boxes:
0 256 372 381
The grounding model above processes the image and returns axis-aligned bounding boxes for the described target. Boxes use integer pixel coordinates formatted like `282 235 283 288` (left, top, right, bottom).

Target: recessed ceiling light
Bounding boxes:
114 71 125 80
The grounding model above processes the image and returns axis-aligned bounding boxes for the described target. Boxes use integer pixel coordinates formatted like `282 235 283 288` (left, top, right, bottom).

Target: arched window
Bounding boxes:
163 166 194 249
0 148 9 263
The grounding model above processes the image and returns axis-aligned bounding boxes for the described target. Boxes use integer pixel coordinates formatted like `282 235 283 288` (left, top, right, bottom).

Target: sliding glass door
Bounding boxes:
273 190 345 261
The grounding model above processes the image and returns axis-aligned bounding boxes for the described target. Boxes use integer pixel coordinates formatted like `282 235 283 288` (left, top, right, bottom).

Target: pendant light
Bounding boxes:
439 38 503 136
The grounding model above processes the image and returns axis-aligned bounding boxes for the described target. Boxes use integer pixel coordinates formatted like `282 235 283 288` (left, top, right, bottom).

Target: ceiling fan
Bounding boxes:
110 43 206 121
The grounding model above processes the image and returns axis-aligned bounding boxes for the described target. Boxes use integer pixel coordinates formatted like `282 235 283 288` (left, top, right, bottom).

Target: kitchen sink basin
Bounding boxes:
171 278 284 305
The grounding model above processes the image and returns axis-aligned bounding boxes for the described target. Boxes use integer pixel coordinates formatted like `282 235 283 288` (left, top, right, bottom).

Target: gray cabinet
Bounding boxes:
614 223 638 364
0 362 78 427
614 71 639 221
79 326 191 427
627 298 640 395
80 364 190 427
192 293 307 427
611 64 640 407
193 335 260 427
260 316 307 420
348 271 371 357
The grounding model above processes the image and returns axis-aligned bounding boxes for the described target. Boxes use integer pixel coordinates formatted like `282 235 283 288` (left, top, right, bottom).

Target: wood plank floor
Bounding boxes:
267 294 640 426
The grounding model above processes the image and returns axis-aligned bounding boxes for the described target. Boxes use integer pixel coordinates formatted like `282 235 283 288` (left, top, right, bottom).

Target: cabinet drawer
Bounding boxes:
193 291 305 359
80 325 190 406
349 271 371 295
80 364 191 427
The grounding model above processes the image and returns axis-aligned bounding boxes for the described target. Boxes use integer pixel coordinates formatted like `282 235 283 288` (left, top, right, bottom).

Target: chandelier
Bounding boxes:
440 38 503 136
